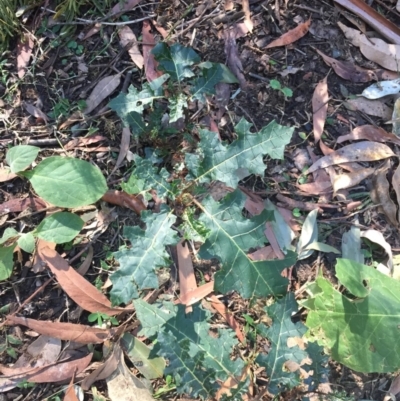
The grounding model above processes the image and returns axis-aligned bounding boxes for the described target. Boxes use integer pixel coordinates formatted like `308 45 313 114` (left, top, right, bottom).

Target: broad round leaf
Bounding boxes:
35 212 84 244
6 145 39 173
18 232 35 253
23 157 107 207
0 245 16 281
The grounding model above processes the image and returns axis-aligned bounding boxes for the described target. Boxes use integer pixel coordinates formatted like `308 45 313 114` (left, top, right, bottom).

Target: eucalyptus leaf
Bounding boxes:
305 242 340 254
296 209 318 260
35 212 84 243
22 157 107 208
6 145 39 173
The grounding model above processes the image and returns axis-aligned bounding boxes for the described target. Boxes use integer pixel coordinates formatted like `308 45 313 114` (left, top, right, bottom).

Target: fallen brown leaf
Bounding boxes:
76 245 93 276
276 194 338 212
312 74 328 143
333 167 375 192
242 0 253 32
82 23 102 40
102 190 146 215
83 75 121 114
176 240 197 312
0 197 47 215
264 222 284 259
392 98 400 137
209 295 244 343
142 21 159 82
248 246 277 261
337 125 400 146
64 135 107 150
297 181 332 195
17 33 34 79
224 29 247 88
110 0 143 16
119 26 144 69
339 22 400 71
64 372 79 401
38 247 130 315
345 97 392 120
23 101 49 123
0 169 17 183
370 160 398 227
5 315 112 344
308 141 394 173
334 0 400 44
109 127 131 177
266 19 311 49
175 282 214 306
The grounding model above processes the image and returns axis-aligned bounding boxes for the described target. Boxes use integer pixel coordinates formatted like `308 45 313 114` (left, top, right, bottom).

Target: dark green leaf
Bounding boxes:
110 206 179 305
199 190 296 298
126 111 145 137
152 42 200 82
135 300 244 400
0 244 16 281
256 293 307 394
190 63 224 102
186 118 293 188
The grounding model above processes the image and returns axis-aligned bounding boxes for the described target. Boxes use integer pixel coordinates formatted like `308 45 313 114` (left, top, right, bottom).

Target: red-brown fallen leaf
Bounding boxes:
176 241 197 313
264 222 284 259
119 26 144 69
337 125 400 146
265 19 311 49
276 194 339 212
308 141 394 173
76 245 93 276
38 247 131 315
64 135 107 150
315 48 397 82
174 282 214 306
392 164 400 222
312 74 329 143
102 190 146 215
17 33 34 79
334 0 400 44
5 315 112 344
209 295 245 343
151 20 169 39
82 23 102 40
0 169 17 182
248 245 276 261
0 197 47 214
142 21 159 82
64 374 80 401
81 344 119 390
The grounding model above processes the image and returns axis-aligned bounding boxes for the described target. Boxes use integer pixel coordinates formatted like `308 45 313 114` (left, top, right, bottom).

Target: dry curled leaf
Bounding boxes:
333 167 375 192
338 22 400 71
119 26 144 69
308 141 394 173
102 190 146 215
370 160 398 227
337 125 400 146
266 19 311 49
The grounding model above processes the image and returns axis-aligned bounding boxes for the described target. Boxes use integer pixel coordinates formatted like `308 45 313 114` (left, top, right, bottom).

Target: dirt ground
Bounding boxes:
1 0 400 400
